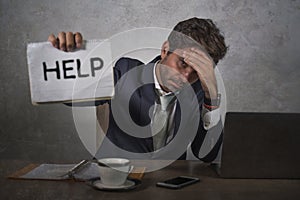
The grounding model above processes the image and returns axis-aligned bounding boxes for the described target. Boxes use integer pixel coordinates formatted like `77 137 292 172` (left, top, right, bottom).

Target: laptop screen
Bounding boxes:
220 112 300 178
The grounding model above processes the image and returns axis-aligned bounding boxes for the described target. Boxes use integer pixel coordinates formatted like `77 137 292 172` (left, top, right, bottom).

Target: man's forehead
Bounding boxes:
171 48 195 56
172 46 211 57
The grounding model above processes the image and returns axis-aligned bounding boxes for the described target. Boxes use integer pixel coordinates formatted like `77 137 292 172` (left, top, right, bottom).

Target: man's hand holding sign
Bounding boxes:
48 32 83 52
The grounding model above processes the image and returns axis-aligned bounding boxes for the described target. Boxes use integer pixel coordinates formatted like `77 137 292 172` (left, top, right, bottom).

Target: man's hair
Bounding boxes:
168 17 228 65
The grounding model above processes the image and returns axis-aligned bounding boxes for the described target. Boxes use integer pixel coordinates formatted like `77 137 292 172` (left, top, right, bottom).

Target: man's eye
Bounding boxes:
179 59 188 68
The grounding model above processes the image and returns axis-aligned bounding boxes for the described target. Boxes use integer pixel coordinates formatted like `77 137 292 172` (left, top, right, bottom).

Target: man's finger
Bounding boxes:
186 54 211 74
74 32 83 49
191 47 213 64
184 49 212 70
58 32 66 51
48 34 58 48
66 32 75 51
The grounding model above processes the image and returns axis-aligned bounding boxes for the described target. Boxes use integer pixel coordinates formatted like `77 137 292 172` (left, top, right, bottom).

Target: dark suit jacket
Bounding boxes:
92 56 223 161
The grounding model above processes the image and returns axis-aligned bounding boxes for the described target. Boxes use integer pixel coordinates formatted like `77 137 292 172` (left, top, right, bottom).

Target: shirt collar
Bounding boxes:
153 60 174 96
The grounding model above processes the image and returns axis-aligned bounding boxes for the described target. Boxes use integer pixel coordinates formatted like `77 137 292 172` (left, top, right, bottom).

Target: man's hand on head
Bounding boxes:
182 48 218 100
48 32 83 52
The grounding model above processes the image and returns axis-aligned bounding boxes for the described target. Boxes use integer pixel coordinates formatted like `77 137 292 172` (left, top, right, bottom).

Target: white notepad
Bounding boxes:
27 40 114 104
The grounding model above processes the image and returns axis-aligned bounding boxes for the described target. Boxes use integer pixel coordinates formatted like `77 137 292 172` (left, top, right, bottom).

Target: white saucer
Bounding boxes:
91 179 138 191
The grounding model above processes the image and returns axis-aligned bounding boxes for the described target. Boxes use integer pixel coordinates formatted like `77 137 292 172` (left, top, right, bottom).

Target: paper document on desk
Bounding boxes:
11 162 146 181
20 162 99 181
27 40 114 104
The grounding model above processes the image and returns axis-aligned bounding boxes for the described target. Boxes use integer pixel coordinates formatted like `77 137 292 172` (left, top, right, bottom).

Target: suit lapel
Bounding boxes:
138 56 161 118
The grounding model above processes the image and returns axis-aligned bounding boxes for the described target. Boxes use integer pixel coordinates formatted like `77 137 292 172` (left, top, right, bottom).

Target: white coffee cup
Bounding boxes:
98 158 133 186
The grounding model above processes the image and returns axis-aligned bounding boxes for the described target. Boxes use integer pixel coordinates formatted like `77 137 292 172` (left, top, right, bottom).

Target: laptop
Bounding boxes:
219 112 300 179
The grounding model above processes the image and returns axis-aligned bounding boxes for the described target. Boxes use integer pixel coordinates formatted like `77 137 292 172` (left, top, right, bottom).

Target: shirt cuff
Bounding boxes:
202 106 220 130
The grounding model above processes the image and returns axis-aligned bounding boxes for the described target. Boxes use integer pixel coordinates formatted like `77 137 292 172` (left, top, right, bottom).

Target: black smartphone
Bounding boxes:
156 176 200 189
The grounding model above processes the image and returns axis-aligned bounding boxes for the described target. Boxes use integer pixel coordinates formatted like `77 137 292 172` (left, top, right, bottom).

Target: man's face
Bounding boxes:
157 49 198 93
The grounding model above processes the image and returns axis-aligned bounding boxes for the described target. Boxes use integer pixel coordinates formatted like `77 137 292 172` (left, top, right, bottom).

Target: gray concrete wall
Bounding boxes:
0 0 299 162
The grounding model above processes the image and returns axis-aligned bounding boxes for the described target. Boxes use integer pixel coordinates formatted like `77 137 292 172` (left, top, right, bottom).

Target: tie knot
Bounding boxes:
157 92 176 111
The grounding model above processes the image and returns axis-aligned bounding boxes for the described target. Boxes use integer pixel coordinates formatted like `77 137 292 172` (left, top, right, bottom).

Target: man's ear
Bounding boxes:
160 41 170 60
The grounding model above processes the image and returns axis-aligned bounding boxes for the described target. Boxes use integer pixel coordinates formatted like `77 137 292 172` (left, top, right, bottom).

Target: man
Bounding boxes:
48 17 228 161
